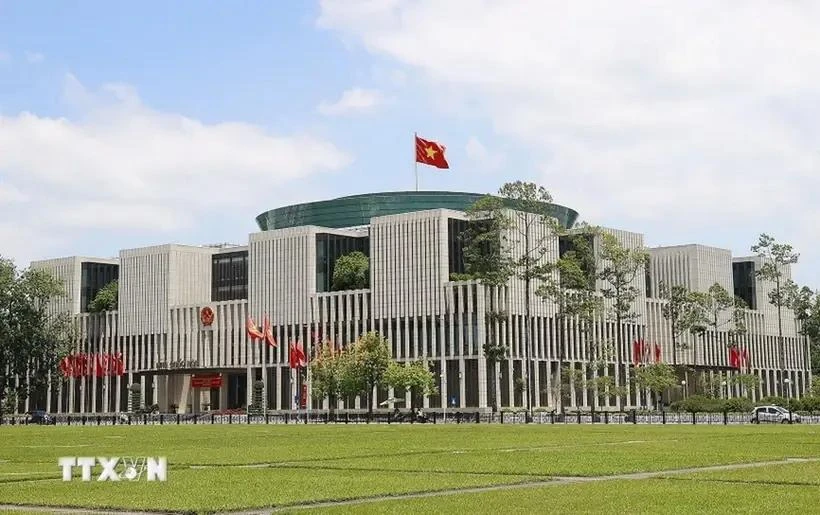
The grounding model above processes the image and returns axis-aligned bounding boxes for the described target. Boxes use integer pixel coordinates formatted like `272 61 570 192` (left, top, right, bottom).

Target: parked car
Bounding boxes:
751 405 801 424
26 410 55 425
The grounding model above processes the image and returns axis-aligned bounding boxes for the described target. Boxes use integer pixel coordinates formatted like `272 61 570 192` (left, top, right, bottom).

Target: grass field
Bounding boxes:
1 424 818 513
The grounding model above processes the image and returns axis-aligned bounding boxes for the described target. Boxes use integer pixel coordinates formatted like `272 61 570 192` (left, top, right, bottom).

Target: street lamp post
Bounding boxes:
721 380 728 399
680 380 687 400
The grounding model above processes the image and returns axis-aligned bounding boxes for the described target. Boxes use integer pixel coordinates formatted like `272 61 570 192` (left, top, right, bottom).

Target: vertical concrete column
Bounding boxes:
274 367 281 410
477 357 488 409
246 366 253 408
91 371 97 414
57 381 64 414
114 375 122 412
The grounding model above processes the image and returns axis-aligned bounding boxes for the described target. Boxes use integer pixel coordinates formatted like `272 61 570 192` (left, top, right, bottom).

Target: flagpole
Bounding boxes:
414 132 419 191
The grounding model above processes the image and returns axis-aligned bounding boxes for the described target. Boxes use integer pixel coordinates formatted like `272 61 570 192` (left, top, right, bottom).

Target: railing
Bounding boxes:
2 409 819 426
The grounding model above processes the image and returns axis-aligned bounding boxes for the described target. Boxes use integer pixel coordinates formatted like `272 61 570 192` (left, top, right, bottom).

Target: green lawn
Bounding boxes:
0 424 818 513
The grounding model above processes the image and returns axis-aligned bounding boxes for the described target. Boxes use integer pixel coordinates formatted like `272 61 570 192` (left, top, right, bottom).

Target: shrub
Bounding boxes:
669 395 752 413
722 397 753 413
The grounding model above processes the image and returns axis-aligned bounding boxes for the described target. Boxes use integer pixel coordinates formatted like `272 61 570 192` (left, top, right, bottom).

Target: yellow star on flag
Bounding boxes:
424 146 438 159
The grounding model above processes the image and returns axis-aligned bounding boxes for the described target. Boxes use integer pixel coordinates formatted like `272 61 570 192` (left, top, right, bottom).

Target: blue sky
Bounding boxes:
1 1 819 287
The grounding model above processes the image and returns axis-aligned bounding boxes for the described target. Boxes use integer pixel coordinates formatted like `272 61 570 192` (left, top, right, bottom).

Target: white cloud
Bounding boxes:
318 0 820 285
0 74 352 264
0 183 28 203
317 88 384 115
465 137 504 173
24 51 44 64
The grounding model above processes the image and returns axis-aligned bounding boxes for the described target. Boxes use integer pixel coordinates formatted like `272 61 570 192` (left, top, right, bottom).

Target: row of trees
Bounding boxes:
457 181 820 413
309 331 436 415
0 258 74 416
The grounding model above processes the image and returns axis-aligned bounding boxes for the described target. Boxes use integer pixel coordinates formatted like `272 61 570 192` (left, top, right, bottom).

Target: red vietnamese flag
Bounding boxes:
262 313 277 348
415 135 449 169
289 341 306 368
246 315 264 341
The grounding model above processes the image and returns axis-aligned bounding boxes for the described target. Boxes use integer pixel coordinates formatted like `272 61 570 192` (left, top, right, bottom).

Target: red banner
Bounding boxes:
300 383 307 409
191 374 223 388
59 353 125 378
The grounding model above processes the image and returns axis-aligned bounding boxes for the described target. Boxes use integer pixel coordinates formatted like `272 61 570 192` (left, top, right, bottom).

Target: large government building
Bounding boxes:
14 191 812 415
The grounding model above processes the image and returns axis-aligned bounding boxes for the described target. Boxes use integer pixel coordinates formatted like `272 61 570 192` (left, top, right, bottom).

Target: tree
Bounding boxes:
0 258 74 417
690 284 747 374
784 281 820 382
634 363 678 409
751 234 799 396
467 182 560 416
482 329 508 413
658 283 704 368
332 251 369 291
310 341 344 417
88 280 118 312
537 226 602 413
462 194 514 413
343 332 391 416
730 373 761 398
597 232 649 407
384 361 437 410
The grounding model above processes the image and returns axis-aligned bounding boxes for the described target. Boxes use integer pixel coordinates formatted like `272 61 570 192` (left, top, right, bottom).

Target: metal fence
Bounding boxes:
3 409 819 426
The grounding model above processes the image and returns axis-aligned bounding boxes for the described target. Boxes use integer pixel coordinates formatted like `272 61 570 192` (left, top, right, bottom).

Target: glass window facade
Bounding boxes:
447 218 469 275
80 262 119 312
732 260 757 309
212 251 248 301
315 233 369 292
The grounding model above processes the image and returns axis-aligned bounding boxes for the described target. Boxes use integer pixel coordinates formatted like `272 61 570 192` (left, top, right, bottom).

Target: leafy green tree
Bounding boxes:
310 341 344 416
784 282 820 380
690 284 747 382
730 373 761 398
384 361 437 410
658 282 705 367
811 376 820 397
752 234 800 395
634 363 679 409
537 226 602 413
462 194 513 286
0 257 75 416
463 181 560 415
462 194 512 413
88 280 118 312
332 251 369 291
342 332 391 416
597 232 649 406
